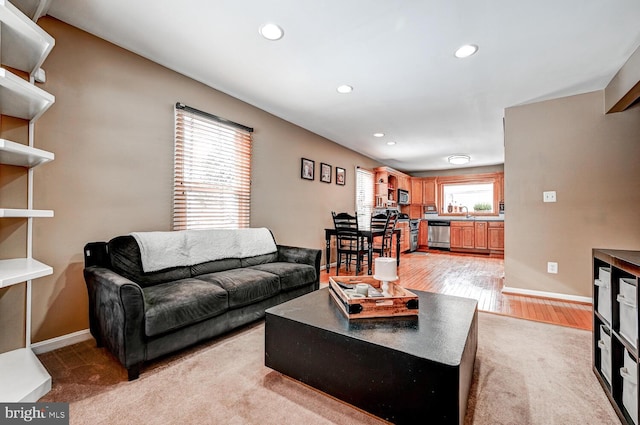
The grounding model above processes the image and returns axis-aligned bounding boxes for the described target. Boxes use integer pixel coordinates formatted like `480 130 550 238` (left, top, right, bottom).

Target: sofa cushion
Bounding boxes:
248 262 317 291
109 235 191 287
240 252 278 267
143 278 228 337
191 258 242 276
197 269 280 309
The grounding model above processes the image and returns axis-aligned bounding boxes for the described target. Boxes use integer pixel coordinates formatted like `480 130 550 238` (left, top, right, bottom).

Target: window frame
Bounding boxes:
173 103 253 230
437 172 502 217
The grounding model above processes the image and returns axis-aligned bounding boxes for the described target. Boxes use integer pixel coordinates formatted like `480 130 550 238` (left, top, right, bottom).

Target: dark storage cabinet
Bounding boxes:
593 249 640 425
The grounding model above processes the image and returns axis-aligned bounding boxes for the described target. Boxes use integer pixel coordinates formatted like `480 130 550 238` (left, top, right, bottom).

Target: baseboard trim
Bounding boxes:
502 286 592 304
31 329 93 354
320 262 336 271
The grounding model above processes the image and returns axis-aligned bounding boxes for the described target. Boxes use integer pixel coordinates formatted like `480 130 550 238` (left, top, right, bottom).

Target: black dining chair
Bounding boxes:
371 211 397 258
370 212 389 254
331 211 367 275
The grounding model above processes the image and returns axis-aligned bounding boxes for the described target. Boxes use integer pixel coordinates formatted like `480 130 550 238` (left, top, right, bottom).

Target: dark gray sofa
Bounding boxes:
83 229 320 380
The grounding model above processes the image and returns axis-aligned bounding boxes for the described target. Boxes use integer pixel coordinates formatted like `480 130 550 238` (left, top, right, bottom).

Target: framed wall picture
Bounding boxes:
320 163 332 183
336 167 346 186
301 158 315 180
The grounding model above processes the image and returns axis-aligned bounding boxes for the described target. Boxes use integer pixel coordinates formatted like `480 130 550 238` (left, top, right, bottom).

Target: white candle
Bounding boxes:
374 257 397 282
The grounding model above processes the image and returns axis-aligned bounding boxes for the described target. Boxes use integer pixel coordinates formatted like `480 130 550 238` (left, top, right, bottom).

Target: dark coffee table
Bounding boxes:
265 288 478 425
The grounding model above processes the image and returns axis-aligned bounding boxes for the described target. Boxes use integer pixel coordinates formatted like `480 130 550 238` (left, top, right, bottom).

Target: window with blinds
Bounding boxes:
173 103 253 230
356 167 374 223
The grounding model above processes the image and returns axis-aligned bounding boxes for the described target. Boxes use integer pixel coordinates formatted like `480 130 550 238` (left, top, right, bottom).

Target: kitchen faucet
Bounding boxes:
460 206 472 219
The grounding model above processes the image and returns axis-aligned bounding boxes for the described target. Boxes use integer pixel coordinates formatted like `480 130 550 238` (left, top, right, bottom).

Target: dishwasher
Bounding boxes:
427 221 450 249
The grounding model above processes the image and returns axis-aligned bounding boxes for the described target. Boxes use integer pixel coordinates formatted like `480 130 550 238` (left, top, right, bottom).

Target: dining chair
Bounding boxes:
370 212 389 255
371 211 397 258
331 211 367 275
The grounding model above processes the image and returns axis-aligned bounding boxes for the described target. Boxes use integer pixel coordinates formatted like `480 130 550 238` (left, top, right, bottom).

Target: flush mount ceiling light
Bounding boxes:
448 155 471 165
454 44 478 58
337 84 353 94
373 132 385 138
259 23 284 41
386 141 396 146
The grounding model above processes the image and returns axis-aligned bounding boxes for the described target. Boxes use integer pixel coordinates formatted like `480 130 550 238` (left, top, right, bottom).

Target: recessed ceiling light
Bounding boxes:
259 23 284 41
337 85 353 94
454 44 478 58
386 141 396 146
448 155 471 165
373 132 385 138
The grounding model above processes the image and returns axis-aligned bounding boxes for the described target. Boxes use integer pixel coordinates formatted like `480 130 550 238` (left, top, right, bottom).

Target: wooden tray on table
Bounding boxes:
328 276 419 319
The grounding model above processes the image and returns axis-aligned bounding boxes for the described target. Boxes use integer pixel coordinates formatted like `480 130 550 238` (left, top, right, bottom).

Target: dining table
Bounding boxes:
324 227 401 275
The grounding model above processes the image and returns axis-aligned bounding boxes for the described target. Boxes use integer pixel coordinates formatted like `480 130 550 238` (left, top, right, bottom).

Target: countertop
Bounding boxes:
421 215 504 222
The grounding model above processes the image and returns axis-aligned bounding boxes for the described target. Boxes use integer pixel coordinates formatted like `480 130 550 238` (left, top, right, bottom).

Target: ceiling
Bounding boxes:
41 0 640 172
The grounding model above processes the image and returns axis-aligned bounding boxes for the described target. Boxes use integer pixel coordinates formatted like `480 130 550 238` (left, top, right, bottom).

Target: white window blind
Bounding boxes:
174 103 252 230
356 167 374 223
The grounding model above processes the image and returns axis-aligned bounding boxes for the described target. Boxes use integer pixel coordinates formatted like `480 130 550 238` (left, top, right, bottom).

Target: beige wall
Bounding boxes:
504 91 640 298
0 17 380 350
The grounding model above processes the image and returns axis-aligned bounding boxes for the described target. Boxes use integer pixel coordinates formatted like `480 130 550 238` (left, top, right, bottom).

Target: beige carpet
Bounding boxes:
39 312 620 425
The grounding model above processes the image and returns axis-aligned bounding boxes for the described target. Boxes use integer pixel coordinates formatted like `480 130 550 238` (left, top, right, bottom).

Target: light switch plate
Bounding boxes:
547 262 558 274
543 191 557 202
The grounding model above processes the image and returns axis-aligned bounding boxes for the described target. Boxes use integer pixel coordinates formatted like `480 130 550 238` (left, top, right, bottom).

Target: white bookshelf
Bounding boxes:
10 0 51 22
0 0 55 402
0 348 51 402
0 259 53 288
0 208 53 218
0 138 54 167
0 68 55 121
0 0 54 74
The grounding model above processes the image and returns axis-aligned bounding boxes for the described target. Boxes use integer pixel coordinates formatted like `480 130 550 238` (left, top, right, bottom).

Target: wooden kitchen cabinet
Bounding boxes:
450 225 461 249
423 178 436 204
398 176 410 192
411 178 423 205
418 220 428 247
375 169 398 208
399 221 410 252
375 166 411 208
450 221 474 249
388 221 411 255
488 222 504 251
498 174 504 205
462 226 474 249
409 204 423 219
474 222 487 250
409 177 436 206
451 220 504 254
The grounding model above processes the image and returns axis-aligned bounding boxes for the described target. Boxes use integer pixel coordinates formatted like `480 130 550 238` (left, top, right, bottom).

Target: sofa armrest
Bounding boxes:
84 266 146 370
277 245 321 267
277 245 322 290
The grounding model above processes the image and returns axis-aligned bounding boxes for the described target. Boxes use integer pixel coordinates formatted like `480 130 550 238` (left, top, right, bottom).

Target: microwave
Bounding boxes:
397 189 409 205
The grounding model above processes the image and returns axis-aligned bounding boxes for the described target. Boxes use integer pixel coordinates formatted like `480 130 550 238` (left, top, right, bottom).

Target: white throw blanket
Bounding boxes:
130 228 277 272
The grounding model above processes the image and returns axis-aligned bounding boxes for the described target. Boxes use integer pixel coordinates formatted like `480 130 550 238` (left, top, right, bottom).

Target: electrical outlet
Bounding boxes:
543 191 556 203
547 262 558 274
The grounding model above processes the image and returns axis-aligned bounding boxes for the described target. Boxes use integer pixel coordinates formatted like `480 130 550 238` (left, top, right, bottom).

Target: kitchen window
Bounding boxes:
173 103 253 230
437 173 502 216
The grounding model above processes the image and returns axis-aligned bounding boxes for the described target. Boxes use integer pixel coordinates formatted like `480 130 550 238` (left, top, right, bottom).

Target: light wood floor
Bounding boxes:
321 250 592 331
